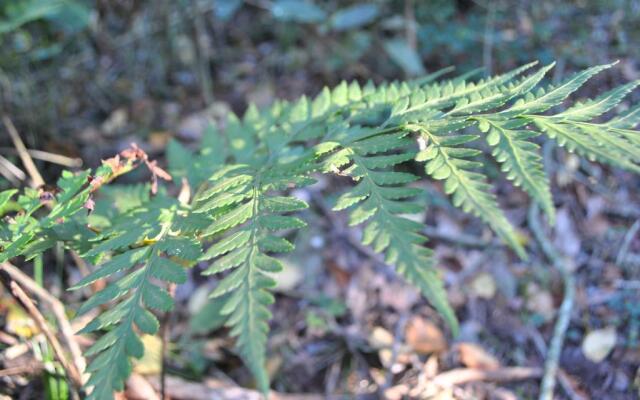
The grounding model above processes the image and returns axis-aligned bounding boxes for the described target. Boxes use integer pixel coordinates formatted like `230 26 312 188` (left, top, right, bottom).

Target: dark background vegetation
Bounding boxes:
1 1 640 399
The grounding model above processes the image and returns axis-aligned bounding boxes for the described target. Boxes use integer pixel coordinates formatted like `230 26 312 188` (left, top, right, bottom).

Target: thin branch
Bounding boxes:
528 203 576 400
422 225 502 249
482 1 496 76
616 219 640 267
2 115 45 187
382 313 409 390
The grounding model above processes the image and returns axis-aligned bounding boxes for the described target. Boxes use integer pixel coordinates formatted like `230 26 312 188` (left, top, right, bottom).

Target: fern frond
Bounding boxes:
412 122 526 258
0 169 99 263
521 79 640 173
194 164 309 393
607 104 640 129
477 117 555 223
70 199 200 400
328 125 458 333
506 62 617 114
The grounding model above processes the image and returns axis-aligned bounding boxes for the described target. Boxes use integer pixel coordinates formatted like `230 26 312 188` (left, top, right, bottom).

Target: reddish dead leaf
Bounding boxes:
105 144 172 195
87 175 106 192
101 154 129 178
150 175 158 195
327 261 351 288
456 342 501 371
405 316 447 355
120 143 147 161
146 160 172 181
83 196 95 214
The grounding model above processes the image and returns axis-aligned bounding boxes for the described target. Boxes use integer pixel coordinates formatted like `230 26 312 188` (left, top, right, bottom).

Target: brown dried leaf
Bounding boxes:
457 342 500 371
405 316 447 355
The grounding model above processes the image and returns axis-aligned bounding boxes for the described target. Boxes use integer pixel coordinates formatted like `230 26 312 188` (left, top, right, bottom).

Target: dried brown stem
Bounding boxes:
2 115 45 188
0 273 82 389
431 366 543 387
0 262 86 384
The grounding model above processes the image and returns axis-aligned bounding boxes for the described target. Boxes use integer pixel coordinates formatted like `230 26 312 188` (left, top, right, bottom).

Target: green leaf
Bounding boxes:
202 201 254 237
259 215 306 230
149 256 188 284
271 0 326 23
330 3 378 31
70 248 147 290
0 189 18 209
383 39 426 77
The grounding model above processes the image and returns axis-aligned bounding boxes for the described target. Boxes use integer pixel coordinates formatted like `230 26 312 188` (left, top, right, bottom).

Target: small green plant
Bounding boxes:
1 61 639 398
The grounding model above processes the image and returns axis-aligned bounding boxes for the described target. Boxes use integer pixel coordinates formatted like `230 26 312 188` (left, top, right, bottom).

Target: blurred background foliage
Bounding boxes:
1 0 639 169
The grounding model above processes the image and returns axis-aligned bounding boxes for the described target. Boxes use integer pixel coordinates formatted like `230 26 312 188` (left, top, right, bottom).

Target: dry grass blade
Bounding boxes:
2 115 45 187
0 154 26 185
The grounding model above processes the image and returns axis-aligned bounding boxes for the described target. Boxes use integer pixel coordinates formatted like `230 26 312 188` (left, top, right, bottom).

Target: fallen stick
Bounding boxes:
148 375 325 400
431 366 543 387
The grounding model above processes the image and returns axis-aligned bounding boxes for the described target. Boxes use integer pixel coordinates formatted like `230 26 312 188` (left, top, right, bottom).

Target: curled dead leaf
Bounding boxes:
405 316 447 355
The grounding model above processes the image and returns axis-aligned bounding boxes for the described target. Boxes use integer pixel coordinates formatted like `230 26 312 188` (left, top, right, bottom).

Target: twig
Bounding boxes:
0 271 83 390
528 330 587 400
0 262 86 385
482 1 496 76
431 366 542 387
616 219 640 267
422 225 502 249
382 313 409 390
0 147 82 168
528 204 576 400
2 115 45 187
0 154 26 185
404 0 417 52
